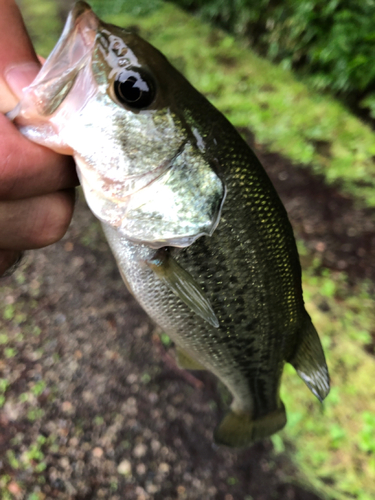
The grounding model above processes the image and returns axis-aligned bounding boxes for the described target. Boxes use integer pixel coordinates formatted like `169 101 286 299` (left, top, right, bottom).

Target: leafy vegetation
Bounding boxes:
90 0 162 17
171 0 375 118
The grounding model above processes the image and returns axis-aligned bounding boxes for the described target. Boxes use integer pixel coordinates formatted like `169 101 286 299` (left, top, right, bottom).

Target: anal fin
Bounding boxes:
147 249 219 328
118 267 134 297
214 405 287 448
176 347 207 370
289 316 330 402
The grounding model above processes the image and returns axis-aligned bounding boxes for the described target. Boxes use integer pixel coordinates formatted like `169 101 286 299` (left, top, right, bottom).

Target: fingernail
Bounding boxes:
5 62 41 99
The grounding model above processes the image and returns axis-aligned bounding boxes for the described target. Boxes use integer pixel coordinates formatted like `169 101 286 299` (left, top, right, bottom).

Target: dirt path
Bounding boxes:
3 135 374 499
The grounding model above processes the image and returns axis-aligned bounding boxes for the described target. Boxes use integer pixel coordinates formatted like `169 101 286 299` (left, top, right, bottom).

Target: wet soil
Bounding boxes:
2 135 375 500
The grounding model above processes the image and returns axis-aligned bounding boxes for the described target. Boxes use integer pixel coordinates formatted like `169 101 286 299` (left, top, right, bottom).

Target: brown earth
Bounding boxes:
1 135 374 500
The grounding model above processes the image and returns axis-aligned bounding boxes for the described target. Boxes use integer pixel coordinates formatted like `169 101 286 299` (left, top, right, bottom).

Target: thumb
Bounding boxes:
4 62 40 106
0 0 40 112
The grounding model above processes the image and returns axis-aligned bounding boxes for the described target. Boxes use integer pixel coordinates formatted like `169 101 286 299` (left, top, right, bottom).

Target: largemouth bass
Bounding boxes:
9 2 330 447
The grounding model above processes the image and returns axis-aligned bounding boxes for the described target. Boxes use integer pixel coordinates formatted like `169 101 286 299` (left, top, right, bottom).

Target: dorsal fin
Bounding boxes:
289 316 330 402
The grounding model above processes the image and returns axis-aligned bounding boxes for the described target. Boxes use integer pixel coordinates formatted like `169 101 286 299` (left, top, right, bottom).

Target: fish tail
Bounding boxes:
213 404 286 448
289 315 330 402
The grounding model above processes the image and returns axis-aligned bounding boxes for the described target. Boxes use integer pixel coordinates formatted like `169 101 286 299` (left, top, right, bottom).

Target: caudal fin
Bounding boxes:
289 316 330 402
213 405 287 448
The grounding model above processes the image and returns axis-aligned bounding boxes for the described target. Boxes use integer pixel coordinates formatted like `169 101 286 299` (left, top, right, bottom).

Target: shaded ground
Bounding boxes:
1 135 375 499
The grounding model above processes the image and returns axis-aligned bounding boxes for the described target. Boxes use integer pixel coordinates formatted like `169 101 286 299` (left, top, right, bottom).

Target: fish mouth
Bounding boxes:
8 2 100 120
40 1 99 78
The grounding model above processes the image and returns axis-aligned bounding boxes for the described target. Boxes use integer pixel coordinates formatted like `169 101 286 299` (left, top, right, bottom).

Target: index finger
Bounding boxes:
0 0 40 112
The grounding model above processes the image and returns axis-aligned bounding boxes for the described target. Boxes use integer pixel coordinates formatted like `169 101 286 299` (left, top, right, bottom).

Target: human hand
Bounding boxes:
0 0 78 277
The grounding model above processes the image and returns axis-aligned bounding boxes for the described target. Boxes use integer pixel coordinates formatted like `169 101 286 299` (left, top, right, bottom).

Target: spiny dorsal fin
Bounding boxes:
147 249 219 328
289 316 330 402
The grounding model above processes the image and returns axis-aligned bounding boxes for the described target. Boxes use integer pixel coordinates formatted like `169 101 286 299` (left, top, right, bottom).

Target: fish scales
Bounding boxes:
9 1 330 447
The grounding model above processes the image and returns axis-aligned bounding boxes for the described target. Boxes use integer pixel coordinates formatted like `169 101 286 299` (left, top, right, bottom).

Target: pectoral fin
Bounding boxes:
176 347 207 370
147 249 219 328
289 316 330 402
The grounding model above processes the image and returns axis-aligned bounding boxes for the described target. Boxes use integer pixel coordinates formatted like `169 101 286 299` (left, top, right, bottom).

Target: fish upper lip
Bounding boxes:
7 3 102 128
70 1 94 23
7 2 101 122
71 2 100 49
25 2 99 93
59 1 99 48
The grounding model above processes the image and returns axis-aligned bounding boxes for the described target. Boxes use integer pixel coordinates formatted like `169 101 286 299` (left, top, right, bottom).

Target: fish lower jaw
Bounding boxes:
8 117 74 155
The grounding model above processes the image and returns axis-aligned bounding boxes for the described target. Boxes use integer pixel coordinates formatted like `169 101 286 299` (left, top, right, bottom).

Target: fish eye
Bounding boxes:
113 68 156 110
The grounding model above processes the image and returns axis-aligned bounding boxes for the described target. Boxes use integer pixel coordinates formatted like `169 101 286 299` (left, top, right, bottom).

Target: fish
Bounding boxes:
9 1 330 447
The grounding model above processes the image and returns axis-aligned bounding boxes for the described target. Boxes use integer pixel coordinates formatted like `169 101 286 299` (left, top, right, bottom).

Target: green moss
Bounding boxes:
0 334 8 345
4 347 17 358
93 415 105 426
160 333 172 346
31 380 46 397
26 407 45 422
3 304 15 320
227 476 238 485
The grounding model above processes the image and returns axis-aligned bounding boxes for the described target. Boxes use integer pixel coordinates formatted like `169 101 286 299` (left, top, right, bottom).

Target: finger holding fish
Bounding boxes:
0 0 78 276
